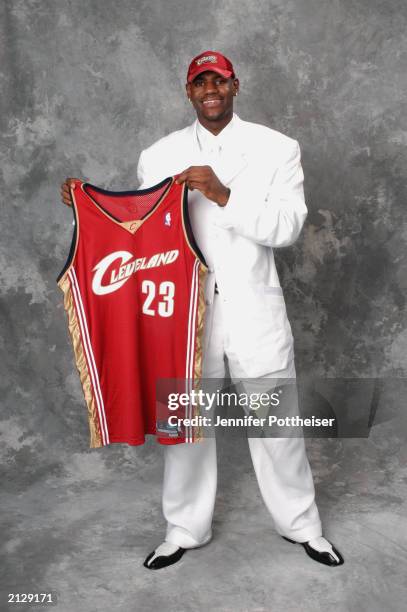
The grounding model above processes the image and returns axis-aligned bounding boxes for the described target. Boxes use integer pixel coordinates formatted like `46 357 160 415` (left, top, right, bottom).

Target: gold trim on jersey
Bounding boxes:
120 219 146 234
194 263 207 389
59 274 103 448
189 262 208 443
177 180 208 443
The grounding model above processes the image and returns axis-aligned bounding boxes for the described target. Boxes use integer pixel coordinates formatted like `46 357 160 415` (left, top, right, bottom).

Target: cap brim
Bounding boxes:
188 66 234 83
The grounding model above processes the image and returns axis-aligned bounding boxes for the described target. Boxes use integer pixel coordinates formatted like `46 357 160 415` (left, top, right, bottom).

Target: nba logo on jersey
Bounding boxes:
164 212 171 227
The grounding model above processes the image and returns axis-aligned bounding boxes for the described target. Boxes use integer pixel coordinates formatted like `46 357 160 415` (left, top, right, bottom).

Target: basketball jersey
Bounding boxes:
56 176 208 448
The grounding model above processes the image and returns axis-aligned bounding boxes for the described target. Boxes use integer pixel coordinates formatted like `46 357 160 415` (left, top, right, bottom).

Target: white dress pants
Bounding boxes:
163 294 322 548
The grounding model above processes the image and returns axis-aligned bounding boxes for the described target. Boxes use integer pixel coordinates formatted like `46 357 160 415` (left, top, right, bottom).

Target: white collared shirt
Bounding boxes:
196 113 237 156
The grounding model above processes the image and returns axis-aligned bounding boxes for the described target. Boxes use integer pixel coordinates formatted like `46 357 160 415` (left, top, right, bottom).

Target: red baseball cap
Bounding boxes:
187 50 235 83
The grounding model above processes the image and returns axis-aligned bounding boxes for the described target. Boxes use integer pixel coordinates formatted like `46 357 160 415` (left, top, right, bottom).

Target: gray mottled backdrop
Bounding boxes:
1 1 406 611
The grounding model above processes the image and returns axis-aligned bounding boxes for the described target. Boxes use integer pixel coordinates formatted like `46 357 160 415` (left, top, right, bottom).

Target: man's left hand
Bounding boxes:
175 166 230 207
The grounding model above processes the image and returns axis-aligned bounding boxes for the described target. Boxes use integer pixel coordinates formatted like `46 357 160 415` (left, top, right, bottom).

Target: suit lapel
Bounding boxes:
216 149 248 185
217 113 249 184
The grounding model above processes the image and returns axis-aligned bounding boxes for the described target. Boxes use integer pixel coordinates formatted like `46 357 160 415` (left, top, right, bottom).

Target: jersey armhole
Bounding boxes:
56 187 80 284
181 183 207 268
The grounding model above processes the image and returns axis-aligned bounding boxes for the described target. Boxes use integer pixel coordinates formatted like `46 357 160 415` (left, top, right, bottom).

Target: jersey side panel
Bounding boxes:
179 183 208 443
194 261 207 389
67 265 110 447
180 183 207 443
58 183 111 448
58 272 104 448
187 260 207 443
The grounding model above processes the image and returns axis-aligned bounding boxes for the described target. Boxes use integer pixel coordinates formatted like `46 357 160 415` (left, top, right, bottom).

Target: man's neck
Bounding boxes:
197 111 234 136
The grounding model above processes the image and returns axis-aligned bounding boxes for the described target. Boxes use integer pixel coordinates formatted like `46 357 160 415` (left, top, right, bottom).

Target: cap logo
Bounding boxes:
196 55 217 66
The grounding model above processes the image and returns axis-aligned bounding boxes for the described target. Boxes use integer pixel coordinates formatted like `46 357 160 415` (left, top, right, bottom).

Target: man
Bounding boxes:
60 50 344 569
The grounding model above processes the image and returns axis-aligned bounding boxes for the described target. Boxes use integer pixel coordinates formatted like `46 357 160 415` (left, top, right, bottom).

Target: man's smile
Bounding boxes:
202 98 223 107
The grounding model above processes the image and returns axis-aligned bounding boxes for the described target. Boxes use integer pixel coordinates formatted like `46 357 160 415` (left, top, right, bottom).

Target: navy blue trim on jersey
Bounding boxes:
56 204 78 283
182 185 207 267
82 176 173 223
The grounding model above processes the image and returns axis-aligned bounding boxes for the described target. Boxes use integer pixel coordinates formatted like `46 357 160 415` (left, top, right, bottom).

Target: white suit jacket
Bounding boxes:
137 113 307 377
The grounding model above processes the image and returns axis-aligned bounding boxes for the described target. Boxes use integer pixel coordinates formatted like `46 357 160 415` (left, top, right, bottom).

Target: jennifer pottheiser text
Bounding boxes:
166 415 336 428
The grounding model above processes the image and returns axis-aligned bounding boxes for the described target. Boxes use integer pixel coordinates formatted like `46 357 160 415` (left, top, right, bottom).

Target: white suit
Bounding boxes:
137 112 322 546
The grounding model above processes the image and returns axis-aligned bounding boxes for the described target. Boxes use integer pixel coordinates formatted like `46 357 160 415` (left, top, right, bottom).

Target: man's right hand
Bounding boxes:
60 177 82 207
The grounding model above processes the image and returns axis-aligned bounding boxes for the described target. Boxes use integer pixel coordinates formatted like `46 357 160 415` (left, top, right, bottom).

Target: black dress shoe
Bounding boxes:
282 536 344 566
143 545 186 570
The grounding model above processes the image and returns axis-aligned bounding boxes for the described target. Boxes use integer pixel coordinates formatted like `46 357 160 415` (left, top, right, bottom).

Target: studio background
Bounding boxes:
1 1 406 611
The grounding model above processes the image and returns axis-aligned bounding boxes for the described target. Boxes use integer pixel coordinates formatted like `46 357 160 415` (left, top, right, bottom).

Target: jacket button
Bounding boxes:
205 298 212 306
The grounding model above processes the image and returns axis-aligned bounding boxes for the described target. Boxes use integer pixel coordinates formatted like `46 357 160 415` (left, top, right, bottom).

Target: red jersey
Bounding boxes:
57 176 207 447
